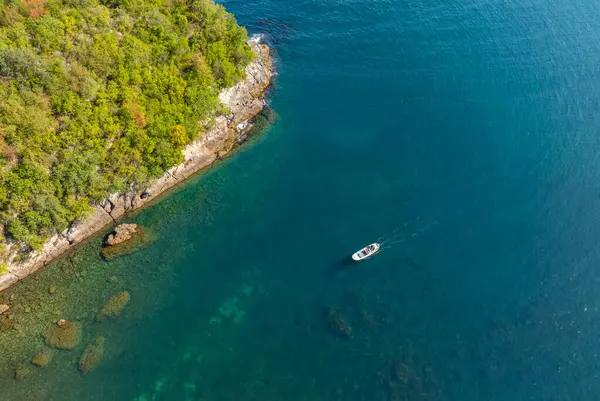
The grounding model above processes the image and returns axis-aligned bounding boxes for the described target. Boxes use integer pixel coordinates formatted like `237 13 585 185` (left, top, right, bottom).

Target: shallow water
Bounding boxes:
3 0 600 399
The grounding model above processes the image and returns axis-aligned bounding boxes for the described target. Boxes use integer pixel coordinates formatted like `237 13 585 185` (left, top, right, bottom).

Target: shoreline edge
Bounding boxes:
0 41 272 293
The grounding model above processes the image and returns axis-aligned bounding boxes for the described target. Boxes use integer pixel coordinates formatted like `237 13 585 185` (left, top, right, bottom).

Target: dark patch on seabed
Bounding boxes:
3 0 600 399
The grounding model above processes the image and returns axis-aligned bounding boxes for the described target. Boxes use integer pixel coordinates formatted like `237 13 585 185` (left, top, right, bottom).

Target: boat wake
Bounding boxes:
376 217 439 251
328 217 439 277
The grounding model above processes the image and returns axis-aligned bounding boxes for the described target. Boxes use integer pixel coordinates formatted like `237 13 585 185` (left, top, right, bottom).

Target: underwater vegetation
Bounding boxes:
317 289 444 401
0 213 179 398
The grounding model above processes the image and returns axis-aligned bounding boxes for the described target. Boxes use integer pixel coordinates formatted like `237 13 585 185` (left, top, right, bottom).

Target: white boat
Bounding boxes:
352 243 380 261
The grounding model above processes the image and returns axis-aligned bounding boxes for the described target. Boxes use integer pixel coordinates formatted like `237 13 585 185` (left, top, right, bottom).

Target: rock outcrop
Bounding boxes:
0 41 272 293
105 224 138 245
101 225 153 260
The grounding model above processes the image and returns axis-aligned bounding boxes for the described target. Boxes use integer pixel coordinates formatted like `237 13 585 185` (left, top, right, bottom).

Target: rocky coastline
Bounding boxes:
0 42 272 293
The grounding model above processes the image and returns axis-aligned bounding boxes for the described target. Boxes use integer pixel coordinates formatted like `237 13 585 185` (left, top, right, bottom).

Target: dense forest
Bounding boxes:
0 0 254 261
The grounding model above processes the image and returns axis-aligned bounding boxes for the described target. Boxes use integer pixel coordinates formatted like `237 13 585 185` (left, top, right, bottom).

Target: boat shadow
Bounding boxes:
326 256 359 279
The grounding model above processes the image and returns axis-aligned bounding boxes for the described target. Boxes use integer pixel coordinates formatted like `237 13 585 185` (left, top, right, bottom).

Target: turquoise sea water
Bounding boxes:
4 0 600 399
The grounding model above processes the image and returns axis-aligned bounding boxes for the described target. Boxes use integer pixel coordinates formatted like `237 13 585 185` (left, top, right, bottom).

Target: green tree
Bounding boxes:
0 0 254 254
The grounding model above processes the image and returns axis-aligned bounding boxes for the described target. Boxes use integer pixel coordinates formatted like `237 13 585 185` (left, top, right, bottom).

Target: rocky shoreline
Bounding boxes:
0 42 272 293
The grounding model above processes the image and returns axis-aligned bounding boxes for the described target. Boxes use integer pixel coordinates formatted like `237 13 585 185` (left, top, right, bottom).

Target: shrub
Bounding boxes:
0 0 253 252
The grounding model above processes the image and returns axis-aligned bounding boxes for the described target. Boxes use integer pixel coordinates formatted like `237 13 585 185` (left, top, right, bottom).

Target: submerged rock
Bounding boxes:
43 320 81 350
253 107 277 133
14 366 31 381
324 306 353 338
101 225 154 260
78 336 105 375
31 349 53 367
1 312 13 331
395 362 409 383
48 284 57 294
97 291 130 321
262 106 277 123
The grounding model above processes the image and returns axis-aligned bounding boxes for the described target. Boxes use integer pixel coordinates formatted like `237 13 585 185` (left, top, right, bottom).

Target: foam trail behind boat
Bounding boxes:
378 218 439 250
376 217 422 245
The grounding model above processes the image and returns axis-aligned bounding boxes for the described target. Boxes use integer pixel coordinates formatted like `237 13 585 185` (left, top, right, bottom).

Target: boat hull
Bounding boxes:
352 243 380 261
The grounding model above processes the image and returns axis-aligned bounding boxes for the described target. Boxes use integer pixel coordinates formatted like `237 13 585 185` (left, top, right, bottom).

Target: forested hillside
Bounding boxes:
0 0 254 258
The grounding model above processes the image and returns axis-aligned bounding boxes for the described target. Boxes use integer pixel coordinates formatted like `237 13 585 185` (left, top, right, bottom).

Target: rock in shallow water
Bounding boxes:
101 225 154 260
31 348 53 367
97 291 130 321
13 366 30 381
78 336 105 375
106 224 138 246
0 304 9 314
43 320 81 350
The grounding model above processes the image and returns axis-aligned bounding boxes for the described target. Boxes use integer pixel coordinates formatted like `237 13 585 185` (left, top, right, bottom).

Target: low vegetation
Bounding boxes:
0 0 254 254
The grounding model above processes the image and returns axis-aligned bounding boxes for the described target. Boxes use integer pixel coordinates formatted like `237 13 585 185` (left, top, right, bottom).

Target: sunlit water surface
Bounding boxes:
3 0 600 400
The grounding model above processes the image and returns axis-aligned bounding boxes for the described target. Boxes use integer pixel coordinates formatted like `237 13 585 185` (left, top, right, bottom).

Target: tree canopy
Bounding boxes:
0 0 254 254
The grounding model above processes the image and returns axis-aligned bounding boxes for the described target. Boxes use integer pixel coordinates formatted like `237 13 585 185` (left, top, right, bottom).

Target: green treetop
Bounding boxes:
0 0 254 253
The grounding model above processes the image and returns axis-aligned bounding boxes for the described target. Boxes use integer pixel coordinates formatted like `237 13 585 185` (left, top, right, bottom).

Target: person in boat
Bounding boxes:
369 244 375 251
363 247 370 255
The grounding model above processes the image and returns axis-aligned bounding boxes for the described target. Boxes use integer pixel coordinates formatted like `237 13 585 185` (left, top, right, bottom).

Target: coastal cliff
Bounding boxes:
0 42 272 292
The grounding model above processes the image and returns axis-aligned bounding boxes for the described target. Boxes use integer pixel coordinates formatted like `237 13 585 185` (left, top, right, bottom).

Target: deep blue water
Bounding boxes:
7 0 600 399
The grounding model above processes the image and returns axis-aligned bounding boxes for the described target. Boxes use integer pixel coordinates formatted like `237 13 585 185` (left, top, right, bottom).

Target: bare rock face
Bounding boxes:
101 226 153 261
64 207 113 244
219 43 272 126
105 224 138 246
1 41 273 293
0 274 18 292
